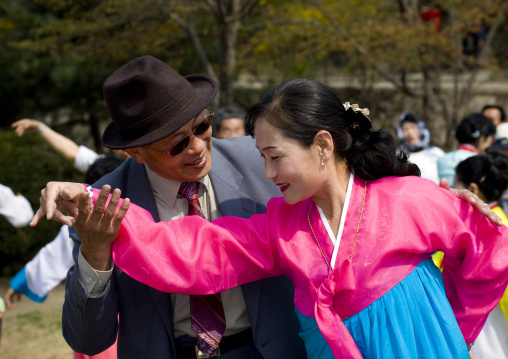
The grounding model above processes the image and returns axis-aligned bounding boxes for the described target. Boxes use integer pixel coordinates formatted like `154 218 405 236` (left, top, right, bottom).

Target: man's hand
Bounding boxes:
5 288 22 309
440 178 502 226
74 185 130 271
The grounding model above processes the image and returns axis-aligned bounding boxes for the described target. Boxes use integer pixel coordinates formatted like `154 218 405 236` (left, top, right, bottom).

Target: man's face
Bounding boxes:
126 110 213 182
483 108 503 126
216 118 246 139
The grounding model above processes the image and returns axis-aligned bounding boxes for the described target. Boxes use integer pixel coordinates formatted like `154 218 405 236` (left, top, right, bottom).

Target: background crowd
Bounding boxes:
1 1 508 358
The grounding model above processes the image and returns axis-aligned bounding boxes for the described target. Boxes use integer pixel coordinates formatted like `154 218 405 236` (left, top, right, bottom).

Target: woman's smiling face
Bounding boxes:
254 116 324 205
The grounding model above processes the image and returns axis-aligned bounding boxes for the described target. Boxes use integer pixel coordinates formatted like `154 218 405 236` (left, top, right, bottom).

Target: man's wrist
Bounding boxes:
81 249 112 271
77 250 113 296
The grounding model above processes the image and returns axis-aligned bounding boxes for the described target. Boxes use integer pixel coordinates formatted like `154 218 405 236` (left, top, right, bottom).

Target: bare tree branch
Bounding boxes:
310 0 416 96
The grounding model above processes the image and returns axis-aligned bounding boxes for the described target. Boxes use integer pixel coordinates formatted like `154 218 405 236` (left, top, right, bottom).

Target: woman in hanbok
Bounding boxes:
34 79 508 359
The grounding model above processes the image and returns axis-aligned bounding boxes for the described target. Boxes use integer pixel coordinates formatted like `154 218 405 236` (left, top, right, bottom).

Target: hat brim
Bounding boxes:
102 74 217 149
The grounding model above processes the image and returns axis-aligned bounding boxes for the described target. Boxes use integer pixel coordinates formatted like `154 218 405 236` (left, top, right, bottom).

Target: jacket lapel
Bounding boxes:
122 162 160 222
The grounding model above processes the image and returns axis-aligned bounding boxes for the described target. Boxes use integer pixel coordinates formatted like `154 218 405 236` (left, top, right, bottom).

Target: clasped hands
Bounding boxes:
31 182 130 271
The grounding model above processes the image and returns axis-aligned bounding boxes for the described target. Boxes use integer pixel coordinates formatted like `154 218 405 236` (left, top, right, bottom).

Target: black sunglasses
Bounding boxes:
145 108 213 156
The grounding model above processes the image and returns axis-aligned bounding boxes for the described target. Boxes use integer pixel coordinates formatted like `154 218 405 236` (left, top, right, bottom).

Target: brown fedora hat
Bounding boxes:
102 55 217 149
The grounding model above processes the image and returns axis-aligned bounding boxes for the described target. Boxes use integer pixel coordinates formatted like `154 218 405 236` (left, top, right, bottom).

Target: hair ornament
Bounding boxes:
343 102 372 134
344 102 370 116
471 130 481 139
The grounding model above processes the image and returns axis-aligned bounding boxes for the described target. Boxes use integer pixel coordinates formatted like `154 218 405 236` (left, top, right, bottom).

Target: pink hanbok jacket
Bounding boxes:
98 175 508 358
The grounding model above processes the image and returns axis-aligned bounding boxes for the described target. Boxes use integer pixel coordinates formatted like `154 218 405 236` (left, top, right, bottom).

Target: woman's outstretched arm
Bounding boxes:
53 185 282 295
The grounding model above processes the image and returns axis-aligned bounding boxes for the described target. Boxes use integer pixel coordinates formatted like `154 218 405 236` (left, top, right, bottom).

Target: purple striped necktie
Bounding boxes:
178 182 226 356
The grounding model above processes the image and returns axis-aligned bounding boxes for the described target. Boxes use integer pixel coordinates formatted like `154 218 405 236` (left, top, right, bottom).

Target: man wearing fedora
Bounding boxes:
61 55 306 359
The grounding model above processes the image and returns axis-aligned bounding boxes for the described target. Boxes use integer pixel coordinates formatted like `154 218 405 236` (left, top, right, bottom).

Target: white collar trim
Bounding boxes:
316 172 355 269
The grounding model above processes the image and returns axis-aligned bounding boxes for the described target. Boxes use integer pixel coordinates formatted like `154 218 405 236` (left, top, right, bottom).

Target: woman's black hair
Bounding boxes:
455 148 508 202
245 78 420 181
455 113 496 146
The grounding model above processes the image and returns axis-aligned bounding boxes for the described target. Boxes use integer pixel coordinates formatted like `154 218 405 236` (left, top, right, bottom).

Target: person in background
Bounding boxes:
420 2 443 32
482 105 506 127
454 149 508 359
213 105 246 139
397 111 444 184
491 122 508 214
5 155 125 359
0 297 4 348
0 183 33 228
12 118 129 173
438 113 496 186
491 123 508 156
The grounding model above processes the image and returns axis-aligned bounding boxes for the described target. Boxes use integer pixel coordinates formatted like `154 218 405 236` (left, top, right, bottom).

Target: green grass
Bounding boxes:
0 277 71 358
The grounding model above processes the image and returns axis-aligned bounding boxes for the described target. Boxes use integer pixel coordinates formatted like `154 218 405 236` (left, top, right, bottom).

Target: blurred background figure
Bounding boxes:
491 122 508 213
0 183 33 228
491 123 508 155
438 113 496 187
397 111 444 184
212 105 246 139
0 182 34 351
12 118 129 172
483 105 506 127
0 297 4 348
4 155 124 359
6 225 73 306
420 2 443 32
454 148 508 359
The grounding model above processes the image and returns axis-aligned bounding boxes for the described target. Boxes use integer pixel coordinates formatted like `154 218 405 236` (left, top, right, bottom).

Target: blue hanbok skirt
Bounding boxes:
295 259 469 358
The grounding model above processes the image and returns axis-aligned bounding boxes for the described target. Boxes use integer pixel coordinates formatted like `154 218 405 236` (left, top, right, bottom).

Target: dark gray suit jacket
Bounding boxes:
62 137 306 358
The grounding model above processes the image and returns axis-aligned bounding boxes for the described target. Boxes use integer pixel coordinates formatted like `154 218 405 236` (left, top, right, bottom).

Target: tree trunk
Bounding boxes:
421 67 447 147
216 0 241 107
89 113 103 154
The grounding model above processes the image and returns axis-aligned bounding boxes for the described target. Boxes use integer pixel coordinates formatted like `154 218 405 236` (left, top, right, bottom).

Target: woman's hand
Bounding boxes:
30 182 85 227
30 182 130 270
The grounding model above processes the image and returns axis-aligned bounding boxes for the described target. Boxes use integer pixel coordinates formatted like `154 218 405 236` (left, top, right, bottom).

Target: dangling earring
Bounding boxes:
321 156 325 167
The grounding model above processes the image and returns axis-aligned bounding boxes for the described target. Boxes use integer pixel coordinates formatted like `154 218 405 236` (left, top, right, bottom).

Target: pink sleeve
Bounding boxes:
92 188 282 295
423 188 508 344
